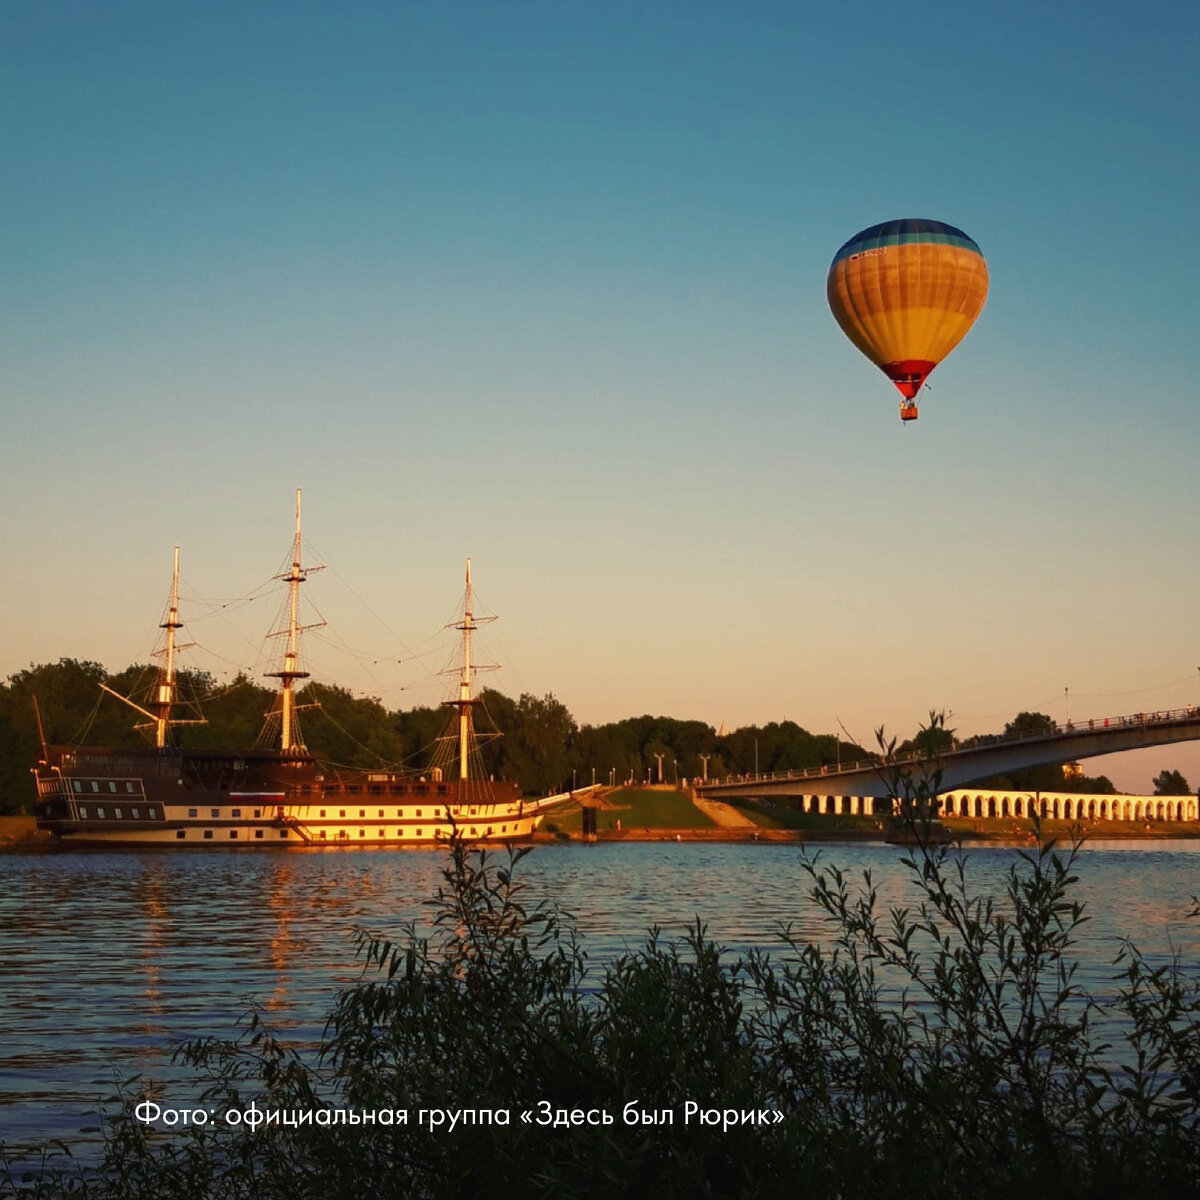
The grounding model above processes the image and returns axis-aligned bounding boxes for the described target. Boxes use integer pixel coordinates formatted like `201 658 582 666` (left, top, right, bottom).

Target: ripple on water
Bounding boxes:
1 840 1198 1150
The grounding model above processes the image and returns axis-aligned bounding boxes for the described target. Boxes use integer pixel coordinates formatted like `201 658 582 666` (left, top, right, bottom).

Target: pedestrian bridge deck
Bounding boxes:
695 708 1200 801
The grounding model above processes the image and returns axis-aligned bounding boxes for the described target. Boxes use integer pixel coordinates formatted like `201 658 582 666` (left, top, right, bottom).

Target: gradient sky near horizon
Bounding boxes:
3 1 1198 792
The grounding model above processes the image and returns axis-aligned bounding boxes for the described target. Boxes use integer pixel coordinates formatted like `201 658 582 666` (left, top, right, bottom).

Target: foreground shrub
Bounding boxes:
5 816 1200 1199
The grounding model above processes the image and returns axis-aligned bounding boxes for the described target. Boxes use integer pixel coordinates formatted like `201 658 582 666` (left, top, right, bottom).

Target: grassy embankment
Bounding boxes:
540 789 1200 842
543 787 717 836
540 788 879 840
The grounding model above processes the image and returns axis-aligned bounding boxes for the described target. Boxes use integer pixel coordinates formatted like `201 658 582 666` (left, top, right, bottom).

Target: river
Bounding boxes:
2 839 1198 1153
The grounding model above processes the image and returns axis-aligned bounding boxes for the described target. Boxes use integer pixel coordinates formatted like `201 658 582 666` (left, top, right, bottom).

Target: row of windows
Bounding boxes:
319 808 429 819
177 829 286 840
74 795 504 821
178 807 492 820
169 825 512 841
314 825 502 839
77 805 159 820
187 808 263 819
319 829 426 839
177 807 507 823
72 780 140 795
300 783 448 796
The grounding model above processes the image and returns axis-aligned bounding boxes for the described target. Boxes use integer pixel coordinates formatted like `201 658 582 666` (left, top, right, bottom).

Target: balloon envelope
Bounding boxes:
826 218 988 412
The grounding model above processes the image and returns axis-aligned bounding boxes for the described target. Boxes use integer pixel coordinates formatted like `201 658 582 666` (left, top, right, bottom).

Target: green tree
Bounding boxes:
898 722 954 758
1153 768 1191 796
481 690 577 794
0 658 143 809
298 682 408 768
393 702 449 772
189 672 276 749
1004 711 1057 737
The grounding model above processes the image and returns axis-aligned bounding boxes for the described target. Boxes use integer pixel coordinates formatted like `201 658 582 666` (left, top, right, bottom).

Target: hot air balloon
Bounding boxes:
826 218 988 421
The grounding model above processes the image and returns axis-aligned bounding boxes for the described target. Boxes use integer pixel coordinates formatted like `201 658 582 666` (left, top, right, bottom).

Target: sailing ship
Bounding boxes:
33 494 576 847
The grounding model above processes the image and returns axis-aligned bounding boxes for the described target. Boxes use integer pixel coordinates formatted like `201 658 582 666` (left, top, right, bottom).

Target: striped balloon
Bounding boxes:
827 218 988 420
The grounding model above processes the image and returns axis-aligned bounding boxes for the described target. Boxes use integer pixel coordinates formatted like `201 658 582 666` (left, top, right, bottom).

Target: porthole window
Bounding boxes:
254 830 263 839
229 831 237 839
203 830 213 839
176 830 186 839
188 808 198 818
210 808 220 818
232 808 241 818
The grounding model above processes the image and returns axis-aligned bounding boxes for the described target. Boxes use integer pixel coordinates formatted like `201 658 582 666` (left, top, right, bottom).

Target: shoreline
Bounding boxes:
533 817 1200 845
5 813 1197 852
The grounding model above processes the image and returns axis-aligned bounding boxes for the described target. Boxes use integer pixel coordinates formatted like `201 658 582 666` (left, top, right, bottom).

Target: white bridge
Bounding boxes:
695 707 1200 803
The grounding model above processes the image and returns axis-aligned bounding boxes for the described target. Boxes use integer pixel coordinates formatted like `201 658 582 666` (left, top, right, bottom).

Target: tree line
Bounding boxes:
1 662 1192 812
0 658 866 811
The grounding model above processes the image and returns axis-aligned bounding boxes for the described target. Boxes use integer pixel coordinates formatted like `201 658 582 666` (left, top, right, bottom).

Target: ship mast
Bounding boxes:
265 489 320 754
458 560 475 780
443 558 496 781
155 546 183 749
99 545 204 745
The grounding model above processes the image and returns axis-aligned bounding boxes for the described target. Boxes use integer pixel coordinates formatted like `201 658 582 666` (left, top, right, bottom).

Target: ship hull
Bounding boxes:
33 746 550 848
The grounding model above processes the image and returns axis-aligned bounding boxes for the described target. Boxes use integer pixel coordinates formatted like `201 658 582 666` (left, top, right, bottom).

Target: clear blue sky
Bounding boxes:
2 1 1198 791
